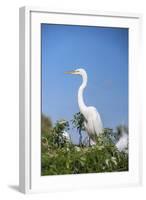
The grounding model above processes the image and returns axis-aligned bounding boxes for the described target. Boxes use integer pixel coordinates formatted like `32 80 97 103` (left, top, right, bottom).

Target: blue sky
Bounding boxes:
41 24 128 140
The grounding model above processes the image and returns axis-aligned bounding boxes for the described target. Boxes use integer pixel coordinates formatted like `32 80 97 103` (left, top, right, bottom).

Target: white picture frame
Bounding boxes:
19 6 142 194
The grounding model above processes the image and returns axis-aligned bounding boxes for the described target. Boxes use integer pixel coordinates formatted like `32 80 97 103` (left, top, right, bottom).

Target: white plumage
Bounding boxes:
83 106 103 140
65 68 103 143
116 131 128 152
62 130 70 141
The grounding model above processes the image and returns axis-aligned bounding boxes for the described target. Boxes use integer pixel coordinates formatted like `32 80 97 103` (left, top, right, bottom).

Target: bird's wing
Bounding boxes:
87 107 103 136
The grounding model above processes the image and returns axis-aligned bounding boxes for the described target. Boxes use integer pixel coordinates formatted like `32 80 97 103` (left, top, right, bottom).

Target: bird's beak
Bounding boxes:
64 70 76 74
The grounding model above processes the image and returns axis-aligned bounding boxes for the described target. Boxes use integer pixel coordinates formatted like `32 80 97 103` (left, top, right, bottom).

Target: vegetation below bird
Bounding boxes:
41 113 128 176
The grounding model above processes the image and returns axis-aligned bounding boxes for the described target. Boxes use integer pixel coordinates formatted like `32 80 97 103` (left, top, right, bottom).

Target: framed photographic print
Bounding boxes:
19 7 142 193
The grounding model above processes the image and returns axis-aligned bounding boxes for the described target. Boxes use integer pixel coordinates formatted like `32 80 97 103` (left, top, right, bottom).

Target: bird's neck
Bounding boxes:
78 73 87 114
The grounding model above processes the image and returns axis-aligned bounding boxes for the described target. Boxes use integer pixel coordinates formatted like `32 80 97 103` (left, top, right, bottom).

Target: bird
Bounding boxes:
116 128 128 152
65 68 103 144
62 130 71 141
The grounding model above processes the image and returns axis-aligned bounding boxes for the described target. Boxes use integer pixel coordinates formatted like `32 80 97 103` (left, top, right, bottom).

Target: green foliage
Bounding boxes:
41 114 128 176
41 134 128 175
41 119 70 152
71 112 85 146
71 112 85 131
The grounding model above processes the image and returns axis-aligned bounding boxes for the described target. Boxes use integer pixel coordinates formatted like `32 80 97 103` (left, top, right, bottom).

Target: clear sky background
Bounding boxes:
41 23 128 142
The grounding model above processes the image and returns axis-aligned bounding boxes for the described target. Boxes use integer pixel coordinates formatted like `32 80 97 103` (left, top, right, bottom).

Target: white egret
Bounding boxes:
65 68 103 143
116 129 128 152
62 130 71 141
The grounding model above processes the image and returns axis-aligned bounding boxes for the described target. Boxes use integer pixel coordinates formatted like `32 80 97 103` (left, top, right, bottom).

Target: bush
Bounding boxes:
41 118 128 175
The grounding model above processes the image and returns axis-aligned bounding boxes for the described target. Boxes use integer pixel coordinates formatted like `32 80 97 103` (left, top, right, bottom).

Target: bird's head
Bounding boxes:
65 68 87 76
